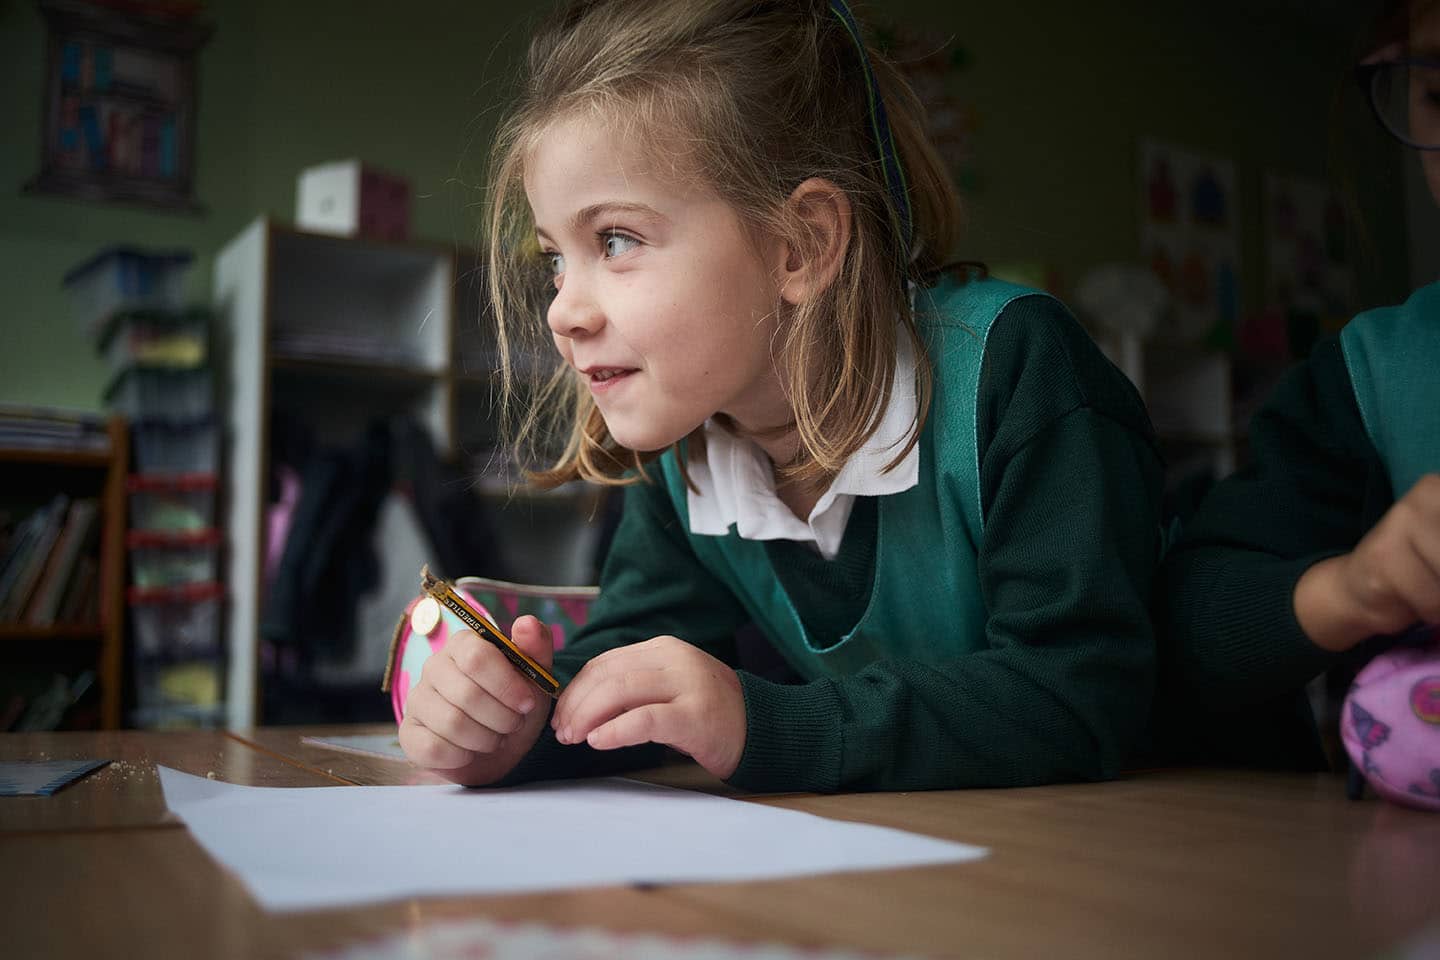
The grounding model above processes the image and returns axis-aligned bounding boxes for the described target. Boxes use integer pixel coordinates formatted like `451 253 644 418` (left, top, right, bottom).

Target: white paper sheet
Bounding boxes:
158 766 986 912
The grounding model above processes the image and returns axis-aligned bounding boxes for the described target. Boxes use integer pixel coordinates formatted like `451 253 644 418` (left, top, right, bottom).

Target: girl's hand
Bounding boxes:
550 635 747 780
398 615 556 786
1295 474 1440 652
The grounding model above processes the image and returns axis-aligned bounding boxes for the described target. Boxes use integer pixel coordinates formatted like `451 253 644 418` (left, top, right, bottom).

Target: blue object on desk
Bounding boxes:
0 759 110 796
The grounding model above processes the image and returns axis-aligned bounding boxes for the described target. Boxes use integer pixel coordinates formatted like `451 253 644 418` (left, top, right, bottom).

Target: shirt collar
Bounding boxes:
685 332 920 559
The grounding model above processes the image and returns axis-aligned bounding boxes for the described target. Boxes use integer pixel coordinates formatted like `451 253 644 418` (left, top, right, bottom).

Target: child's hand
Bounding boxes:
1295 474 1440 652
397 615 555 785
550 635 746 779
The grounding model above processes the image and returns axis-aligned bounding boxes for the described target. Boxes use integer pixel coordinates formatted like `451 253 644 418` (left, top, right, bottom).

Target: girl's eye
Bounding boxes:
602 231 640 258
546 252 566 277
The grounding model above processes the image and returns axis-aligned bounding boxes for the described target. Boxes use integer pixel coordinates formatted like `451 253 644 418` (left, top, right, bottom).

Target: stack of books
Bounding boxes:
0 494 102 627
0 406 113 630
0 406 109 453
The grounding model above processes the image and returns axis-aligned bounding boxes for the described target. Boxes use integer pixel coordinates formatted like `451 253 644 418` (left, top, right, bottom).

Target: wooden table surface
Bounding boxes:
3 724 1438 960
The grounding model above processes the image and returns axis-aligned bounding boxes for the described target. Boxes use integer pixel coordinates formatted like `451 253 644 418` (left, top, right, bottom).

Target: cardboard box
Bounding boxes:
296 159 411 241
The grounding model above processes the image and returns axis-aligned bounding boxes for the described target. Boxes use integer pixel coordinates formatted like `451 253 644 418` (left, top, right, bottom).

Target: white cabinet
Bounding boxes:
213 217 463 729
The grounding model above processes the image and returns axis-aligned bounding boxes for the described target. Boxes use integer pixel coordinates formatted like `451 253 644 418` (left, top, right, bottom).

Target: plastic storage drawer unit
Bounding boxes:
127 581 223 660
63 247 191 336
98 308 210 371
131 417 218 474
127 529 221 588
103 367 213 420
127 473 217 532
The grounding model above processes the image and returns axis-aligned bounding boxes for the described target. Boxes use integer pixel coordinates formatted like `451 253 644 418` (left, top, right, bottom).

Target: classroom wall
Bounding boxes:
0 0 534 412
900 0 1410 311
0 0 1414 413
0 0 259 412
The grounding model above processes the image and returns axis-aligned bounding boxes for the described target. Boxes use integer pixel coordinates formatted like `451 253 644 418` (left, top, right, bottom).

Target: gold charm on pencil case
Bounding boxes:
418 564 562 698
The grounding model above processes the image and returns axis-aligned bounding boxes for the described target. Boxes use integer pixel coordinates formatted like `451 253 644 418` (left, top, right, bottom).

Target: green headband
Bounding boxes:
828 0 914 249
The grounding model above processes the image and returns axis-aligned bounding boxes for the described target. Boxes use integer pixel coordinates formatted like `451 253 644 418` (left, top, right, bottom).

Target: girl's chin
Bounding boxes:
607 431 680 454
601 418 693 455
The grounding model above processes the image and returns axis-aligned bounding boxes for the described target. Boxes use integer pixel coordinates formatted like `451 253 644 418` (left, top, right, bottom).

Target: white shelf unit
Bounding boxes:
449 270 603 588
213 217 458 730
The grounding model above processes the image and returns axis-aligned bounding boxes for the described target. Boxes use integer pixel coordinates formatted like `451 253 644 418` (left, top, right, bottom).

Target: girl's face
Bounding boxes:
525 114 793 454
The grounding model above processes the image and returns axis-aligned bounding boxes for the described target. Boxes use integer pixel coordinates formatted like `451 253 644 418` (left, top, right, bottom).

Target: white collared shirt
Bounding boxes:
686 335 921 560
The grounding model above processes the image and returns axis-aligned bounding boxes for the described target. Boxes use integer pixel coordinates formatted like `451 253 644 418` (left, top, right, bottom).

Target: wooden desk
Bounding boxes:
3 725 1438 960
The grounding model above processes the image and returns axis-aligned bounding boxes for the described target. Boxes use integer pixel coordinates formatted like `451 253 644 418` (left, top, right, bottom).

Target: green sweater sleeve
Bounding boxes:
1155 337 1393 706
731 298 1165 791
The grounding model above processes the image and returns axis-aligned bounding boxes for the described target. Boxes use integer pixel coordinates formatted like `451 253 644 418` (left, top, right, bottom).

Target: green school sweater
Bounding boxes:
501 284 1164 793
1152 282 1440 770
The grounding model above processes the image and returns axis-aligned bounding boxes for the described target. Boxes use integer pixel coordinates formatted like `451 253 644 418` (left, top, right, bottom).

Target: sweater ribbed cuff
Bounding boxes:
1192 551 1343 695
494 702 667 787
726 673 843 793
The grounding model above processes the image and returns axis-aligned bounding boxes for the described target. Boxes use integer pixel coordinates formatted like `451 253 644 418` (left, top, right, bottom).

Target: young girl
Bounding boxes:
1152 0 1440 770
399 0 1164 793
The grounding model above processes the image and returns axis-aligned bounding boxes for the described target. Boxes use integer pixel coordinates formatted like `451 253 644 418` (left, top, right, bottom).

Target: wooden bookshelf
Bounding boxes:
0 416 128 729
0 624 106 640
0 448 112 468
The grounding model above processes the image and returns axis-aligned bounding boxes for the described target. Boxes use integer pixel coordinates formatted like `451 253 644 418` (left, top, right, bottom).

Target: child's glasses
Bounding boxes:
1357 58 1440 150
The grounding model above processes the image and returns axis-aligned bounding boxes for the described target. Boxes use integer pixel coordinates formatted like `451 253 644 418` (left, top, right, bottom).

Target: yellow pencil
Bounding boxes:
419 564 562 698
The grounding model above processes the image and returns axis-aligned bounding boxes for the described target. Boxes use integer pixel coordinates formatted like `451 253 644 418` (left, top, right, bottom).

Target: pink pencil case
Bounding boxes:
1341 628 1440 811
382 576 598 724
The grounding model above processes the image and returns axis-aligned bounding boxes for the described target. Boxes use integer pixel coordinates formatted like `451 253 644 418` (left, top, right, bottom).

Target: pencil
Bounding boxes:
419 564 562 698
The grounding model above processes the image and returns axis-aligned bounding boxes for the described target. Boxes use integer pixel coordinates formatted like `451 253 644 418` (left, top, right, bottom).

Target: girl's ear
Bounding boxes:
776 178 852 306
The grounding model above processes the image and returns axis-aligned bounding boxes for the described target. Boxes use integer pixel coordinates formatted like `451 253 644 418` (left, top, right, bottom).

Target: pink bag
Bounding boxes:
1341 628 1440 811
382 577 598 724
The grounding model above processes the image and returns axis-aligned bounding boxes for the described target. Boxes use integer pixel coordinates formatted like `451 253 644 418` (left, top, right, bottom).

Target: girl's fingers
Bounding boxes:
1401 536 1440 624
552 638 670 729
432 666 527 736
554 667 673 745
586 703 675 751
1390 475 1440 622
510 615 557 670
398 715 475 770
1405 473 1440 513
1409 512 1440 580
406 688 506 755
445 630 541 716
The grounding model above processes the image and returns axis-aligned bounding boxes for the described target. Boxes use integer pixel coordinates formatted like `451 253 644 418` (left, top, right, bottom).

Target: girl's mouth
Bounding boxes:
585 367 635 390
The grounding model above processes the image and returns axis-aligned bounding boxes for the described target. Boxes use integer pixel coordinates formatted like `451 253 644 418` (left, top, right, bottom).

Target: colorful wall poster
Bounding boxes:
1139 138 1241 344
1263 173 1355 332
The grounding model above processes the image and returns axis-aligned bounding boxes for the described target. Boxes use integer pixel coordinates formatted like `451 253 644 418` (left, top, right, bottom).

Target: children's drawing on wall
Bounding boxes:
1262 173 1356 351
26 1 212 211
1139 138 1240 347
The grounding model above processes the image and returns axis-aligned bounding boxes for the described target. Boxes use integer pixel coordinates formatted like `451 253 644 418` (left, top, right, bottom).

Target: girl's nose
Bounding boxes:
546 273 605 340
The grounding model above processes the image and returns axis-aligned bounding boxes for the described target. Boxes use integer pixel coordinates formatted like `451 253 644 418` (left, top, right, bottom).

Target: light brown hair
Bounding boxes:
485 0 962 490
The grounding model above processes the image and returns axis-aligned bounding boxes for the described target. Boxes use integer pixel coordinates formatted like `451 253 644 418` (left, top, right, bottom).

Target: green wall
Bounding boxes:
0 0 535 412
1 0 255 411
0 0 1410 412
902 0 1408 310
